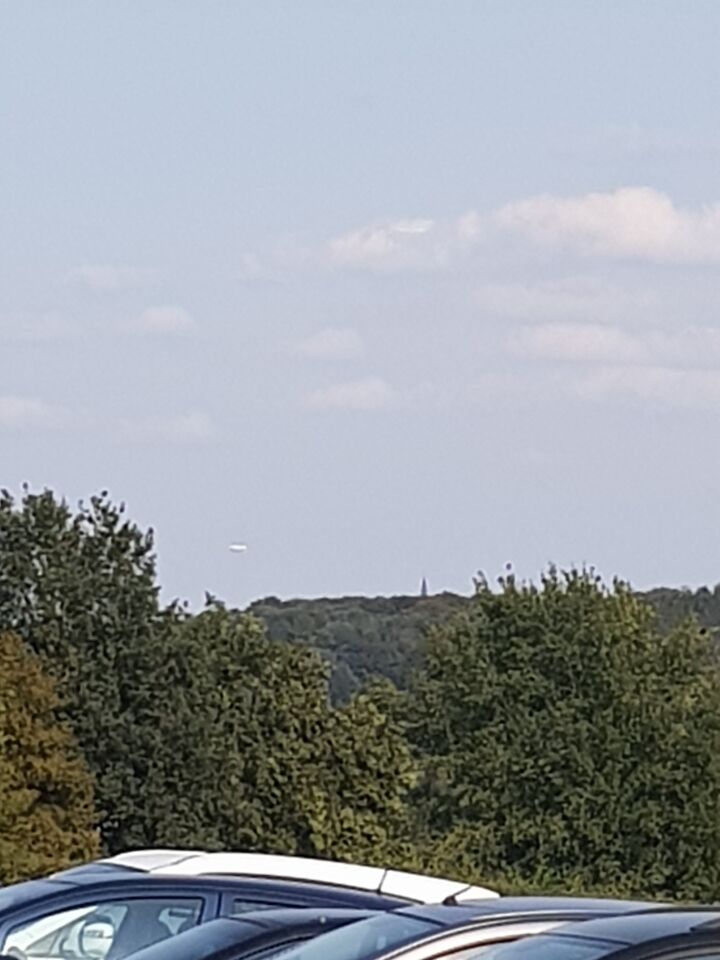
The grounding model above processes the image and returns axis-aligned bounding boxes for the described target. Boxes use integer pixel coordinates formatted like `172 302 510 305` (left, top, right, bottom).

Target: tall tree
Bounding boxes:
142 604 417 860
0 487 172 852
0 631 99 883
405 569 720 899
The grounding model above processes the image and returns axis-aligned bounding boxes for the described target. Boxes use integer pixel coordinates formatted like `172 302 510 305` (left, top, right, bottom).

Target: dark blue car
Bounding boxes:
466 908 720 960
0 862 404 960
259 898 667 960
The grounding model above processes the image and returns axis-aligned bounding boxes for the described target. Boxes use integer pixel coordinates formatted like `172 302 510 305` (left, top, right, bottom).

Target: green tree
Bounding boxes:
0 631 99 883
143 604 417 860
0 489 418 860
0 487 176 852
405 568 720 899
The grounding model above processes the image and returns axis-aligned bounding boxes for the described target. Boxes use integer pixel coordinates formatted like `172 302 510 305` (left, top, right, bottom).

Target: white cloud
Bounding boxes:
294 327 364 360
119 412 219 444
327 213 482 272
250 188 720 280
0 396 66 430
329 218 435 270
132 306 195 335
510 322 645 364
576 365 720 412
307 377 397 412
69 264 152 291
511 322 720 368
496 187 720 262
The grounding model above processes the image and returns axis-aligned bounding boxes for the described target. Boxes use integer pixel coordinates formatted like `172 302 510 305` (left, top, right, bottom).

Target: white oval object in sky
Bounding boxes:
228 543 248 552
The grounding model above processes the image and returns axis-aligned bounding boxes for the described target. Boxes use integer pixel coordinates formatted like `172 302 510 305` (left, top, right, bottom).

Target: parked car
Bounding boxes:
273 897 666 960
460 908 720 960
0 849 496 960
100 849 497 902
116 908 377 960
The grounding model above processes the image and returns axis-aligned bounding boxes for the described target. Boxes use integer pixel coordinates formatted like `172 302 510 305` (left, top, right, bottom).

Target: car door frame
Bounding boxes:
0 881 221 954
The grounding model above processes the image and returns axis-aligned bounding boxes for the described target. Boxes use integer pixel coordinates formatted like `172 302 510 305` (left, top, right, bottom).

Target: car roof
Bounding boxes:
550 908 720 945
392 897 666 928
99 849 499 903
0 866 400 915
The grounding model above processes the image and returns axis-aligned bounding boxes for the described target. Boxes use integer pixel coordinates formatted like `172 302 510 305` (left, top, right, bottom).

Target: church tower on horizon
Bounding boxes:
420 576 429 597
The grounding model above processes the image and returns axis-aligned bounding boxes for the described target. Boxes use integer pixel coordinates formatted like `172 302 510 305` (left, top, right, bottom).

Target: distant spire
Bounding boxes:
420 576 429 598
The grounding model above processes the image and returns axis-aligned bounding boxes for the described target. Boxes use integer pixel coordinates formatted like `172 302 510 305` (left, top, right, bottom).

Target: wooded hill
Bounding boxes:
4 487 720 900
249 585 720 702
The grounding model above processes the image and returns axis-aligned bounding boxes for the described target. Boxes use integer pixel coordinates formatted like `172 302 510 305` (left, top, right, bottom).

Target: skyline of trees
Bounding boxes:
2 486 720 898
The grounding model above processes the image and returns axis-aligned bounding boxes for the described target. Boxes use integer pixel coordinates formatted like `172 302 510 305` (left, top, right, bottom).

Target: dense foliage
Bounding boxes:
249 593 468 701
0 631 98 883
641 584 720 638
139 605 417 861
250 589 720 702
0 490 417 861
0 488 181 852
3 485 720 899
402 570 720 899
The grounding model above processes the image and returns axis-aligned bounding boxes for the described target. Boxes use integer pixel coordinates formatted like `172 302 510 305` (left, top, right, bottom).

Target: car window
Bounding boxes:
2 897 203 960
246 937 313 959
280 913 441 960
231 899 292 915
462 935 618 960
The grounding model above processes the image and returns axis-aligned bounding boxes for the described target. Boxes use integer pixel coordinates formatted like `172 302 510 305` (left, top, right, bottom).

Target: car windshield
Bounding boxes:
279 912 441 960
115 919 254 960
467 934 618 960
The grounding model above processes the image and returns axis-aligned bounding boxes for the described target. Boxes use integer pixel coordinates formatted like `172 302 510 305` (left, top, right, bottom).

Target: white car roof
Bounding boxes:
101 849 498 904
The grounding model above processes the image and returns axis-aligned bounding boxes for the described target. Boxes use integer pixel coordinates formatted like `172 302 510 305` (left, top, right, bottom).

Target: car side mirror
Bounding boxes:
78 918 115 959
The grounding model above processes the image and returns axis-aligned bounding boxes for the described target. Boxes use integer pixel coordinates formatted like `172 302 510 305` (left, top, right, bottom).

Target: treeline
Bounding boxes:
249 593 468 701
2 488 720 901
250 587 720 702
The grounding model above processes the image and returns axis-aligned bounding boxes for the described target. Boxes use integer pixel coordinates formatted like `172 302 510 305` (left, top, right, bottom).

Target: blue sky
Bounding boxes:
2 1 720 607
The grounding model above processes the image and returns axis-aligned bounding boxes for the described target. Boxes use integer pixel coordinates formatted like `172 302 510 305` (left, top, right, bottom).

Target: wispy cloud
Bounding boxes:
131 305 195 335
242 187 720 280
495 187 720 263
307 377 397 412
576 364 720 412
327 212 481 272
119 412 219 444
294 327 364 360
69 263 153 291
510 322 720 368
329 218 435 270
0 396 67 430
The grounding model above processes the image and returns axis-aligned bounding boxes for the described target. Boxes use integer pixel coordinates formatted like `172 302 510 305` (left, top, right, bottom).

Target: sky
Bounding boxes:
2 1 720 608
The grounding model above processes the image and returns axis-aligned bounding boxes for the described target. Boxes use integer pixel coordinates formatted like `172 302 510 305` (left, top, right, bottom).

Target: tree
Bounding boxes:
0 487 176 852
141 604 417 860
405 568 720 899
0 631 98 883
0 489 418 859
